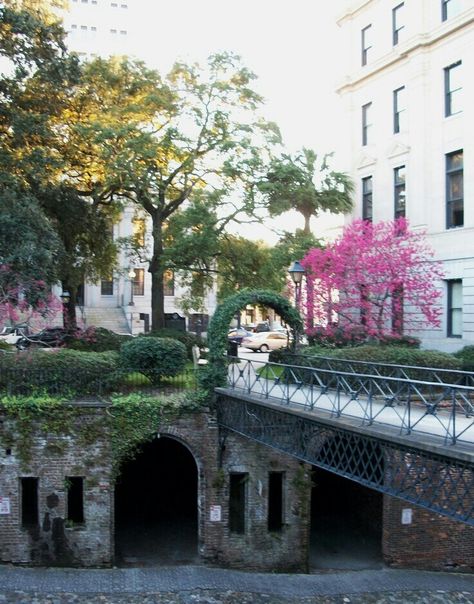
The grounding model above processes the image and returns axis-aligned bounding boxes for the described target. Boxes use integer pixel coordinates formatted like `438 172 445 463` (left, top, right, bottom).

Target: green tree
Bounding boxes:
259 148 354 235
0 4 121 328
217 235 280 300
64 53 279 330
0 188 61 285
0 0 79 188
37 185 118 328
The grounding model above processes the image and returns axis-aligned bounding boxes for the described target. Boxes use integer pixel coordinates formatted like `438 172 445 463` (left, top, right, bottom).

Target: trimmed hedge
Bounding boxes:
140 328 205 361
68 327 133 352
454 346 474 372
0 349 120 395
269 345 463 383
120 337 187 384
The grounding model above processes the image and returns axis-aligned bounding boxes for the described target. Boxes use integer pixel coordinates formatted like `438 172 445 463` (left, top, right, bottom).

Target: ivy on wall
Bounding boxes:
0 392 202 476
199 288 303 394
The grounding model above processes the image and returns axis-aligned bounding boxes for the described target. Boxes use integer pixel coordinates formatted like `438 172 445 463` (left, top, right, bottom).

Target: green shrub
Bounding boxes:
376 335 421 348
296 345 462 383
270 345 462 384
68 326 133 352
454 346 474 372
120 337 187 384
306 325 367 348
0 349 120 395
140 329 205 361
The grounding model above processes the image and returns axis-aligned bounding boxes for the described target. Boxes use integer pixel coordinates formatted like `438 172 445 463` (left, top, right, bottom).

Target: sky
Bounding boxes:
129 1 349 244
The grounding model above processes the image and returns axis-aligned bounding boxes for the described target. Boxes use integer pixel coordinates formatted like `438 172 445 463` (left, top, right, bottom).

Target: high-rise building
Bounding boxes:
60 0 139 60
336 0 474 351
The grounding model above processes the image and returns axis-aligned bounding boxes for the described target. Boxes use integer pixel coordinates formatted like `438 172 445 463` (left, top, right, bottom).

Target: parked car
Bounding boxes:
0 325 29 346
240 331 292 352
254 321 271 333
15 327 73 350
228 328 253 345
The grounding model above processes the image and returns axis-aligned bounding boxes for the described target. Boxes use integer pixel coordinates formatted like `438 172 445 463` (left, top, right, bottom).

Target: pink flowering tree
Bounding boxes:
0 265 61 328
301 218 445 341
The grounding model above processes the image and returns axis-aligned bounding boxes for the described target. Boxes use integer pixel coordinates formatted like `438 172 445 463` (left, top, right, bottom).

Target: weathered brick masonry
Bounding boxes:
0 402 472 571
0 403 309 571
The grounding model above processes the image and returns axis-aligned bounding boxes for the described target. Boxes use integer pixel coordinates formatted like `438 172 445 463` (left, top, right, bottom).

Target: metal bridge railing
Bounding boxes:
226 356 474 447
283 352 474 387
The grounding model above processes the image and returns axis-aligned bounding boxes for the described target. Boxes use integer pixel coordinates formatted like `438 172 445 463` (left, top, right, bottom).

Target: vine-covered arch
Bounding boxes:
199 289 303 393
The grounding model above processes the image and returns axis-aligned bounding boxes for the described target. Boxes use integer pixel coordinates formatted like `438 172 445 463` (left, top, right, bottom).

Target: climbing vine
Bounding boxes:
199 288 303 394
0 392 202 476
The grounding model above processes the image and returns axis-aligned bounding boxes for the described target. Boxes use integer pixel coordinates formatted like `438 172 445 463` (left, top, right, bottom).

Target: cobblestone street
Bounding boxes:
1 566 473 604
0 588 473 604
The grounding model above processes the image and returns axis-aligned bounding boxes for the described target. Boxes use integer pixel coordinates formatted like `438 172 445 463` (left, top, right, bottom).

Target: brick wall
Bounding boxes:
0 405 113 566
383 495 474 571
0 404 311 571
1 402 471 572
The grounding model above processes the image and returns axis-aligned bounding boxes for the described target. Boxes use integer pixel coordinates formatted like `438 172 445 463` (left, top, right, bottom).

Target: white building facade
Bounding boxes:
336 0 474 351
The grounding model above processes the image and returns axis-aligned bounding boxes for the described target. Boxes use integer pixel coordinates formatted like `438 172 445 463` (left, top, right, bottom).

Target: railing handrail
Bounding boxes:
235 356 474 392
224 356 474 446
284 351 474 379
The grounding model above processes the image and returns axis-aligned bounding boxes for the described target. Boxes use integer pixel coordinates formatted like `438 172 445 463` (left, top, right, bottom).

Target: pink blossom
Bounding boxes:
301 218 444 340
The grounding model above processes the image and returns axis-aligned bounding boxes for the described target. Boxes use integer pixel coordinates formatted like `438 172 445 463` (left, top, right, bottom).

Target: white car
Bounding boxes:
240 331 292 353
0 325 29 345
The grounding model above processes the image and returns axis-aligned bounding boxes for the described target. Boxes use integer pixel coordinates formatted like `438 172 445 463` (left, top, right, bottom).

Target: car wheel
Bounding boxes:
259 344 269 353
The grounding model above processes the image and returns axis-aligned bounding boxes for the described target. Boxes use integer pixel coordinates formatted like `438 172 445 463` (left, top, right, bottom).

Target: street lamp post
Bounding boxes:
288 261 305 350
288 260 305 311
60 290 71 329
128 268 136 306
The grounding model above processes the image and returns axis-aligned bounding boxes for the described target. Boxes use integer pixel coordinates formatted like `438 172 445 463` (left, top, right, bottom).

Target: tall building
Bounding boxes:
336 0 474 351
60 0 139 60
55 1 217 334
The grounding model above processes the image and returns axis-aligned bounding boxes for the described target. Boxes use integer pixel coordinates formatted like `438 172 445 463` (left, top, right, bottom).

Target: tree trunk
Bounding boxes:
303 213 311 235
150 217 165 331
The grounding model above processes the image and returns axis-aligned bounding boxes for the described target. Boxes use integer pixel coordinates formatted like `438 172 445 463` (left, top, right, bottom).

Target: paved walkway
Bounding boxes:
0 565 474 603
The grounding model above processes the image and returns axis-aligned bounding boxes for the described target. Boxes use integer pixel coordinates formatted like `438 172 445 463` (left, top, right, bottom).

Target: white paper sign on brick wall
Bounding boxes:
0 497 11 515
210 505 221 522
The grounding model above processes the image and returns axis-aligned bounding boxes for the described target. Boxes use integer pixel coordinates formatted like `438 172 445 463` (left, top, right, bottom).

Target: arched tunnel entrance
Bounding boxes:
114 436 199 566
310 467 384 570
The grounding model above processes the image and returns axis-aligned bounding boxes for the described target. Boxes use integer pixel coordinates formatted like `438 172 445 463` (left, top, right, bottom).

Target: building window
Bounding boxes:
447 279 462 337
21 477 39 528
392 3 405 46
442 0 461 21
394 165 406 218
163 270 174 296
446 150 463 229
268 472 284 532
229 473 247 534
66 477 84 525
444 61 462 117
393 86 406 133
101 276 114 296
361 25 372 66
362 102 372 146
132 217 146 246
132 268 145 296
362 176 373 221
